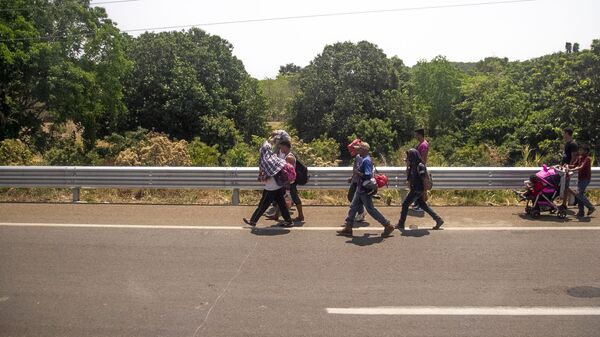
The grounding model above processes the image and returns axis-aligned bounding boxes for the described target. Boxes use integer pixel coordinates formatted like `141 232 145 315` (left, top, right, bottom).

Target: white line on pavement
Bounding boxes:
1 222 600 231
326 307 600 316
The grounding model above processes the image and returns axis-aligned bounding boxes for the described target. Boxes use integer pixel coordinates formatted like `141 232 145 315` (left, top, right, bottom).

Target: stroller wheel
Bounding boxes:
531 209 541 219
557 209 567 219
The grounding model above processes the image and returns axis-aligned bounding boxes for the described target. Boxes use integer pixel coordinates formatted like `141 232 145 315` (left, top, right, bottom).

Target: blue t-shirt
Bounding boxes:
360 155 373 180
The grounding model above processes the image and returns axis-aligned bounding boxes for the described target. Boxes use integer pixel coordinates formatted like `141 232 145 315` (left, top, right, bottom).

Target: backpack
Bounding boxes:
423 169 433 191
294 154 309 185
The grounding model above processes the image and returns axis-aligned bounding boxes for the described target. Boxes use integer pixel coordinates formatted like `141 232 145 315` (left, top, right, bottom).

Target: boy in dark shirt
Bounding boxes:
561 127 578 166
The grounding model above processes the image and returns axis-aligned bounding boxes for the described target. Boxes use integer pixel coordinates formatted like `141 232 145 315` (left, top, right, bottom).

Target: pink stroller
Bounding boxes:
517 165 568 219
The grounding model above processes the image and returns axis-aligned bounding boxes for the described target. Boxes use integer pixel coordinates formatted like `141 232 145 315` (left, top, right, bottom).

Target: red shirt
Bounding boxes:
576 155 592 181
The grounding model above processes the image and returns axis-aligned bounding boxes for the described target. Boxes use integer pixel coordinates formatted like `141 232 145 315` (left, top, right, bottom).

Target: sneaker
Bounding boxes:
412 206 424 212
279 220 293 227
293 216 305 222
243 218 256 227
588 207 596 216
577 212 585 218
264 207 276 217
433 219 444 230
355 212 366 222
395 222 405 231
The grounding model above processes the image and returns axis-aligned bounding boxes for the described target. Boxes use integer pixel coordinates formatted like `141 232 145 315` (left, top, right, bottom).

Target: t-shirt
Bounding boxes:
576 155 592 181
562 141 578 165
416 140 429 164
359 155 373 180
264 177 281 191
356 155 374 194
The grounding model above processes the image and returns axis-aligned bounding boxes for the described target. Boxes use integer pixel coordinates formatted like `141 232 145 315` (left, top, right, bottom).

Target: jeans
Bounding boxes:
576 180 594 214
347 182 365 214
251 188 292 223
345 191 389 226
398 189 442 226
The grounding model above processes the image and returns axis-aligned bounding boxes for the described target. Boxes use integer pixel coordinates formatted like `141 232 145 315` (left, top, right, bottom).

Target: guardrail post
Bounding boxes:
232 188 240 206
72 187 80 203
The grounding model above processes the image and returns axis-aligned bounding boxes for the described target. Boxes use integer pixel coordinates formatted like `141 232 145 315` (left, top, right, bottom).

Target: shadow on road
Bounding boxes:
400 229 431 238
345 233 385 246
250 227 291 236
517 213 573 223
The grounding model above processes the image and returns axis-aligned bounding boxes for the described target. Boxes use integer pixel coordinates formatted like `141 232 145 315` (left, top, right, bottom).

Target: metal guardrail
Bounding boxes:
1 166 598 204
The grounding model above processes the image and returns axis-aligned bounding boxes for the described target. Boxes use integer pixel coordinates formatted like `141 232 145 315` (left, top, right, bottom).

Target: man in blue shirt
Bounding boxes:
338 142 394 237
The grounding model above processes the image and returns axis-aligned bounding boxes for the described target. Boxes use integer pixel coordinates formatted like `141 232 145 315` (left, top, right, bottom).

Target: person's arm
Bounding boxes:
572 157 590 172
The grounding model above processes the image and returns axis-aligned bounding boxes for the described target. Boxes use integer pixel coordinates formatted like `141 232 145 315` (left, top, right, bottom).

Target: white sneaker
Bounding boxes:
412 206 424 212
355 212 366 222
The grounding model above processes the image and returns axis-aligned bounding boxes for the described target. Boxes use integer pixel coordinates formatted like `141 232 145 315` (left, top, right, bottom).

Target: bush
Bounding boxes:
100 128 149 162
188 138 220 166
43 134 90 165
0 139 34 165
450 143 509 166
292 136 341 167
115 132 191 166
221 142 256 167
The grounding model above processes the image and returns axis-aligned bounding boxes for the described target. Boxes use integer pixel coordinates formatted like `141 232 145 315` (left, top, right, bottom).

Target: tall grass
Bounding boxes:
2 187 598 206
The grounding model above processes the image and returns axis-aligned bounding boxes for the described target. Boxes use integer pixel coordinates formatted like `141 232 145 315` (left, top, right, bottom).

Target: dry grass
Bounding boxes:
2 187 598 206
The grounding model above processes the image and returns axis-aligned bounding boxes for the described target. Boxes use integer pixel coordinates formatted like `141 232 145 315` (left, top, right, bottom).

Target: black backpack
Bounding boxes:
294 154 309 185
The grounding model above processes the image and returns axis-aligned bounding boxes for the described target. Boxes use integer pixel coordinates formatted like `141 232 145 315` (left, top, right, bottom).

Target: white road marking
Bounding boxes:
326 306 600 316
1 222 600 231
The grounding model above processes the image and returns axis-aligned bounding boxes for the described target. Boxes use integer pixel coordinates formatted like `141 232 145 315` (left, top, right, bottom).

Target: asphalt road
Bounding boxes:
1 203 599 337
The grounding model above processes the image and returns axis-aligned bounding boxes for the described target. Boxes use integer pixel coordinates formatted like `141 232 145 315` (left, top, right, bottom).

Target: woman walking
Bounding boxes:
243 139 293 227
397 149 444 231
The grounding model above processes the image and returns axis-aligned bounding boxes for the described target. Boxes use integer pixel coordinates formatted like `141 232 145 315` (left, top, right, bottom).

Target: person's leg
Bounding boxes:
249 190 276 223
348 183 357 203
576 180 594 215
348 182 365 217
398 190 419 229
273 188 293 223
344 192 364 224
416 196 444 228
360 193 390 226
290 183 304 220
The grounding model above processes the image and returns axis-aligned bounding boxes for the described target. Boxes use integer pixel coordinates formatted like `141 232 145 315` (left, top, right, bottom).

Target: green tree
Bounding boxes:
411 56 463 136
0 0 130 151
124 28 268 142
289 41 415 158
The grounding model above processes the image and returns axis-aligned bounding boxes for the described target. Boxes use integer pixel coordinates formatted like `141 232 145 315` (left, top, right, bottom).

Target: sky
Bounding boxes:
96 0 600 79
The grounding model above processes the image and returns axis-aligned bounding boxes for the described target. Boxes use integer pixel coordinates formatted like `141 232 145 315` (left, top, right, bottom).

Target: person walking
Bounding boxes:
412 128 429 212
243 139 293 227
266 139 305 222
397 149 444 231
265 129 292 218
337 142 395 237
570 144 596 217
560 127 579 207
347 138 366 222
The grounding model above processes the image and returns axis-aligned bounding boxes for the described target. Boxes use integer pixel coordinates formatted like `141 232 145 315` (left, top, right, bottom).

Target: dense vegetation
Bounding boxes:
2 0 599 167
